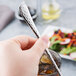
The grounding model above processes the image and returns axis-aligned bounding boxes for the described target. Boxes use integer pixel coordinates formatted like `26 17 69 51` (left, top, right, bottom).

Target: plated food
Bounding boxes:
43 26 76 61
49 29 76 60
38 50 61 76
38 26 76 76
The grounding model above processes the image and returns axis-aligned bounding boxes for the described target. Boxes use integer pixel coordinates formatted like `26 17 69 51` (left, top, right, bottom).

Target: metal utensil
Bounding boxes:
19 1 62 76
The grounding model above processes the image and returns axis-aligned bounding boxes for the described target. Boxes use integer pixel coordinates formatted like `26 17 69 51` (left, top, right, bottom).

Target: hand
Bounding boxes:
0 35 49 76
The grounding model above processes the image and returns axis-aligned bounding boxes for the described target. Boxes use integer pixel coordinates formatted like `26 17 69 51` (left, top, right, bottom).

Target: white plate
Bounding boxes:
42 25 75 61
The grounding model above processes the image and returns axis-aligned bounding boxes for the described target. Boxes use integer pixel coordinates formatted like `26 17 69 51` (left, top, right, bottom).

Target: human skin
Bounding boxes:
0 35 49 76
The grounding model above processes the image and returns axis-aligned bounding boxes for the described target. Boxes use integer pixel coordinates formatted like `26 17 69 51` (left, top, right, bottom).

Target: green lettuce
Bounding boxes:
60 47 76 54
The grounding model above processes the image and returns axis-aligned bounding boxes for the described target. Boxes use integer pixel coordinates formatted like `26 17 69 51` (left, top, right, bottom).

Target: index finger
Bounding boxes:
10 35 37 50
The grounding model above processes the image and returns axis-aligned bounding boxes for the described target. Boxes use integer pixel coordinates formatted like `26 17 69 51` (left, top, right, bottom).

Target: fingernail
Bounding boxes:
41 35 49 44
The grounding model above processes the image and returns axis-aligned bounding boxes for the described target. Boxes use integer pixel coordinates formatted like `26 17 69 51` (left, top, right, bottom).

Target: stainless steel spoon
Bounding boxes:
19 1 62 76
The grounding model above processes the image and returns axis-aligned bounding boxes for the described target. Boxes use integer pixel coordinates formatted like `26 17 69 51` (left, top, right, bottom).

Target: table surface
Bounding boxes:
0 0 76 76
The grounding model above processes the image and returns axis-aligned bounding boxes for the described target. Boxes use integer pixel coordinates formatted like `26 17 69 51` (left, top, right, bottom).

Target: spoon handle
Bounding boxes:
19 2 62 76
19 2 40 38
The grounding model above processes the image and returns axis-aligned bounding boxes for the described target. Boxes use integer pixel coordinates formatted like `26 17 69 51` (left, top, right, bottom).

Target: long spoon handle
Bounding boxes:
19 2 62 76
19 2 40 38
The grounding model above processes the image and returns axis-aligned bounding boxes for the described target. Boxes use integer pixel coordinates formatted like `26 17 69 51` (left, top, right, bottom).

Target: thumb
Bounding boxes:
30 35 49 59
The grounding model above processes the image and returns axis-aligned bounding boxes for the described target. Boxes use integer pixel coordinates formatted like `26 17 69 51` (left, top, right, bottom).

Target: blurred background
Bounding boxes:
0 0 76 76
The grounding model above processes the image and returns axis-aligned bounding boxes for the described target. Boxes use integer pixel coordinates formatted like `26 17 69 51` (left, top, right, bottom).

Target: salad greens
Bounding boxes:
73 30 76 33
60 47 76 55
50 36 61 44
49 36 62 52
49 29 76 57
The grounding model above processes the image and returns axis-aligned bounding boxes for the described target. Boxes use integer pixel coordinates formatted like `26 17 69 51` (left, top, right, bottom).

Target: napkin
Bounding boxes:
0 5 15 31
